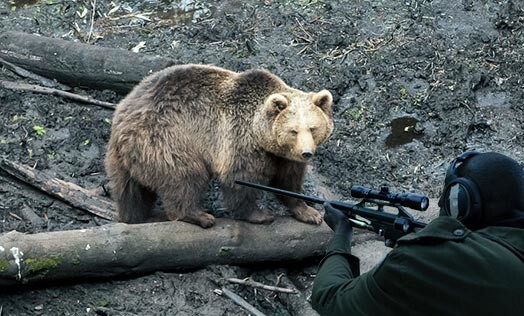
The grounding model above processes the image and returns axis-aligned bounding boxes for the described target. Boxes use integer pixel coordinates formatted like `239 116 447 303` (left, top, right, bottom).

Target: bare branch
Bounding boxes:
227 277 299 294
0 80 116 110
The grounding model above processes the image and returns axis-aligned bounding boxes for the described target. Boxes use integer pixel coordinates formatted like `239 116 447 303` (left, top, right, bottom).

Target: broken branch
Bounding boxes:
0 57 70 90
227 277 299 294
216 287 266 316
0 158 117 221
0 80 116 110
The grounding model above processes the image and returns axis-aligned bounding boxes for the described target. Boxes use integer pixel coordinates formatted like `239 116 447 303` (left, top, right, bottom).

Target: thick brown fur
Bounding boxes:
105 64 334 228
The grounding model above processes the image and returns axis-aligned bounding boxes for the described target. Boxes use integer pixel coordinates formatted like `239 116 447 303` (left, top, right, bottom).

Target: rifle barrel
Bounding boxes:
234 180 326 204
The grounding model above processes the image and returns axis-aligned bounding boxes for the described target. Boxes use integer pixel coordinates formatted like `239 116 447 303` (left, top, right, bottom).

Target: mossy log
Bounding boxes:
0 218 334 286
0 31 176 93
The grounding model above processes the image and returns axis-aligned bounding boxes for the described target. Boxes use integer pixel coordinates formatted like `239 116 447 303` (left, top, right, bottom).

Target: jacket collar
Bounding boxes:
478 225 524 256
398 217 470 244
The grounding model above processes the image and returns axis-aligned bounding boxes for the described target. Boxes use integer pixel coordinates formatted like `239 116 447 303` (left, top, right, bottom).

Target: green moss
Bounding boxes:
343 106 366 122
219 247 234 257
0 258 9 272
24 257 60 277
98 300 109 307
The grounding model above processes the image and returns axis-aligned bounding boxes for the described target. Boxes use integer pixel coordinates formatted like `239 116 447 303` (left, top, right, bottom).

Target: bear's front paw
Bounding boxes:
241 208 275 224
181 212 216 228
291 205 322 225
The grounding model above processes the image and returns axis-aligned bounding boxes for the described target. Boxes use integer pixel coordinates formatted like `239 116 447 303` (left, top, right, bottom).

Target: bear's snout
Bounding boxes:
301 151 313 160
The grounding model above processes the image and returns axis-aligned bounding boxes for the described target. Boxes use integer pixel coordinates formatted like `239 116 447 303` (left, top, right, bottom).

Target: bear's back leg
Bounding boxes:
119 173 157 223
107 163 157 223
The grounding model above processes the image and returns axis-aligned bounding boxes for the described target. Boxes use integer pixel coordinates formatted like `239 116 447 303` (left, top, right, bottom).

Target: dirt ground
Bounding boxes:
1 0 523 314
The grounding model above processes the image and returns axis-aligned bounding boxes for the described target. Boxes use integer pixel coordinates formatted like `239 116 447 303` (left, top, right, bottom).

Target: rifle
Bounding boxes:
235 180 428 248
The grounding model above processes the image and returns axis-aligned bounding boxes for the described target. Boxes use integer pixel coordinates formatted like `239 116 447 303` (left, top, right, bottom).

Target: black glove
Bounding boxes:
323 202 353 237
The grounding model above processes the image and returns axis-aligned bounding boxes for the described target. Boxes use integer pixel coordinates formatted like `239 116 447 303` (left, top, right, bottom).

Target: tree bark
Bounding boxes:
0 31 176 93
0 218 333 287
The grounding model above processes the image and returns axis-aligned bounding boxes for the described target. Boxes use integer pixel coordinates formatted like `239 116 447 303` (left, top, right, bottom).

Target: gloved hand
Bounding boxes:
323 202 353 237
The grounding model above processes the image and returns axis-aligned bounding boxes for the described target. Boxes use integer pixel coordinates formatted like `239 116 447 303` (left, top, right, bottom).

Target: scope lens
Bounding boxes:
420 197 429 210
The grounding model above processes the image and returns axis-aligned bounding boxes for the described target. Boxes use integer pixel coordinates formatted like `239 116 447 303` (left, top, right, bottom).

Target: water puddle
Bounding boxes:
385 117 423 147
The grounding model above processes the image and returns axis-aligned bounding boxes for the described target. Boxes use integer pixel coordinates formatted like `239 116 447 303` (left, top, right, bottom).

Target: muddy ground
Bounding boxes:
0 0 523 314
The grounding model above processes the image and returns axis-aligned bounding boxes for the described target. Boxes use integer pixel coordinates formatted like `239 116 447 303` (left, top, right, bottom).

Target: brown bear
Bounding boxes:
105 64 334 228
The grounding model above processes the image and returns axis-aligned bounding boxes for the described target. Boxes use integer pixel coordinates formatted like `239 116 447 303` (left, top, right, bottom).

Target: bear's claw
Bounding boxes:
182 212 216 228
292 205 322 225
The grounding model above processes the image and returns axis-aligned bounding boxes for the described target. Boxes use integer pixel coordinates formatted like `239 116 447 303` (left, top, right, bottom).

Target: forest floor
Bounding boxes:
0 0 523 315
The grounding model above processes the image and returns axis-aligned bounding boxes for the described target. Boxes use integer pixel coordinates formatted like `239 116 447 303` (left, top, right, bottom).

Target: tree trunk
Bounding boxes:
0 218 333 286
0 31 176 93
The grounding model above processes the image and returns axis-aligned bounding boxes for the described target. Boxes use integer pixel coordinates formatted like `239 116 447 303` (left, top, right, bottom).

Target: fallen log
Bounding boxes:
0 31 176 93
0 158 117 221
0 218 333 286
0 201 439 287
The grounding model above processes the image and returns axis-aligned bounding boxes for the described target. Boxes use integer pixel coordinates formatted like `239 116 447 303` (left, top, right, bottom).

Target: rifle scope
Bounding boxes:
351 185 429 211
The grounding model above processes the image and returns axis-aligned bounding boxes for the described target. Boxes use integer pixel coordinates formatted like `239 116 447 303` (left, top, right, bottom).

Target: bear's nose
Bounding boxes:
301 151 313 160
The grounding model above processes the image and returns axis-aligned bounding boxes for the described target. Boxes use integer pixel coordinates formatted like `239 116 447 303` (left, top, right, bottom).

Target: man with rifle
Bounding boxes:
311 151 524 315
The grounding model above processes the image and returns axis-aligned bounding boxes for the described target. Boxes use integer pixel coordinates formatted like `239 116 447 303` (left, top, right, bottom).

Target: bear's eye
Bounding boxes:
310 127 317 133
290 130 298 136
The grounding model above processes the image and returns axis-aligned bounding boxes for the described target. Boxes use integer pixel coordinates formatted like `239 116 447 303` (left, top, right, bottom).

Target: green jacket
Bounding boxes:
311 216 524 316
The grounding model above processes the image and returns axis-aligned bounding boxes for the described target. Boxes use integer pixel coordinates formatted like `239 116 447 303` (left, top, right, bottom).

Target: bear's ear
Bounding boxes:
265 94 289 116
313 90 333 113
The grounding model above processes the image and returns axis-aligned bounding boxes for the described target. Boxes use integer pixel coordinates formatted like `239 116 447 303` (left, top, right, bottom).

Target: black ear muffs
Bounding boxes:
440 151 483 225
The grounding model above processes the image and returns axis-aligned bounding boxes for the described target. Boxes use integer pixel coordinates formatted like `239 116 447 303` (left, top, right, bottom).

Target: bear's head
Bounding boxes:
254 89 334 163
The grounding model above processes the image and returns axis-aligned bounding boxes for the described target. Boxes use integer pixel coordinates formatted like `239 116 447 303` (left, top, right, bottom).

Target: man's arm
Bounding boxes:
311 203 406 316
311 232 361 315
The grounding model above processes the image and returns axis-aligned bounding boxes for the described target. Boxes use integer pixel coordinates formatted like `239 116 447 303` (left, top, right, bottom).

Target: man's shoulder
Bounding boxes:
397 216 470 245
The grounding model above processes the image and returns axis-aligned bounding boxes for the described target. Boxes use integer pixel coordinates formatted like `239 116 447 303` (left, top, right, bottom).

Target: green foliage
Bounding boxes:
33 125 46 136
399 87 408 100
344 106 366 122
12 114 26 122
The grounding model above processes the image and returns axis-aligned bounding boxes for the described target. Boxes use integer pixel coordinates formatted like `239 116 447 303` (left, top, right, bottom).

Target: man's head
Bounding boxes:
439 151 524 229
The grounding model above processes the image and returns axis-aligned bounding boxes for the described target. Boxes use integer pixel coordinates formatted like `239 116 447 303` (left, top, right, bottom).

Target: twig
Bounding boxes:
0 158 117 221
215 287 266 316
8 212 23 221
0 57 71 90
227 277 299 294
0 80 116 109
87 0 96 44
